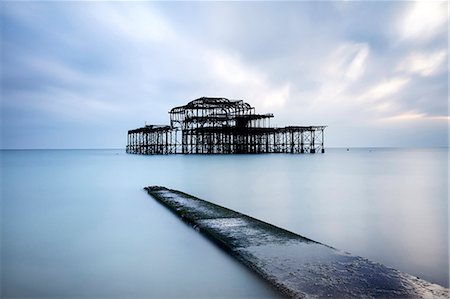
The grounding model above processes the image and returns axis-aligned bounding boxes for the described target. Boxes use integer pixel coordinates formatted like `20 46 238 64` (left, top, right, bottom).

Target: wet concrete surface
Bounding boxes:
145 186 449 298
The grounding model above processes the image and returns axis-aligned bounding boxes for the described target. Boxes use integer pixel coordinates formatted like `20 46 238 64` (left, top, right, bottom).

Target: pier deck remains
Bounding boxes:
145 186 448 298
127 97 326 155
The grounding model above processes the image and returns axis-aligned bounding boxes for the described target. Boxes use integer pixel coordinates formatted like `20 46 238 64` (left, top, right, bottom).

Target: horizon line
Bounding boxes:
1 146 449 151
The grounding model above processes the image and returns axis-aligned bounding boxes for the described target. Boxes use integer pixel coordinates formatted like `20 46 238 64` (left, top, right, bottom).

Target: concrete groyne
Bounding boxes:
145 186 448 298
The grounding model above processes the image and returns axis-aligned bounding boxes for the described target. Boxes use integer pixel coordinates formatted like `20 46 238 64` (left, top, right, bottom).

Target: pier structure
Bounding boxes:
127 97 326 155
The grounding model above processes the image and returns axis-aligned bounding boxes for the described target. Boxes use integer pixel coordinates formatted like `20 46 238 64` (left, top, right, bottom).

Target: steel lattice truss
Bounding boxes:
127 97 326 155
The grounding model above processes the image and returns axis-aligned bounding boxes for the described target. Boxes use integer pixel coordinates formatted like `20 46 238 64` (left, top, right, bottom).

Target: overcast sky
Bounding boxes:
1 1 448 149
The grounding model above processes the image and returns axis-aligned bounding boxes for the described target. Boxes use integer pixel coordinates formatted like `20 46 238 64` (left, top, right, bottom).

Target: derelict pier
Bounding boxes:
126 97 326 155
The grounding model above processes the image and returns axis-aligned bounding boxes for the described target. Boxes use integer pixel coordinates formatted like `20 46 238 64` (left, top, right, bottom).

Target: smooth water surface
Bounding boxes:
1 148 448 298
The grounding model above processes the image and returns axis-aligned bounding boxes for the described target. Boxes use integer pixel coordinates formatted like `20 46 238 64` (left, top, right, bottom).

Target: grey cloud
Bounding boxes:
1 1 448 148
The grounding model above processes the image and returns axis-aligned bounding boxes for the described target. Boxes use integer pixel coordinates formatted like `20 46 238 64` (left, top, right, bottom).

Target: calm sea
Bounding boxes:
1 148 448 298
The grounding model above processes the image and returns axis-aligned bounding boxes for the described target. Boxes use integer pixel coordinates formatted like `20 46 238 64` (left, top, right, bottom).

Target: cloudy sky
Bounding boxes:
1 1 448 149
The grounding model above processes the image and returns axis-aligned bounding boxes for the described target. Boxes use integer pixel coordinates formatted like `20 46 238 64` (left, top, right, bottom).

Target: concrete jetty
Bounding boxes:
145 186 448 298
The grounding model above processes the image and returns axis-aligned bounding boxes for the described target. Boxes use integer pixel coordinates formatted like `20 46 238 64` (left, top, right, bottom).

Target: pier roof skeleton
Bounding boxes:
169 97 273 128
127 97 326 154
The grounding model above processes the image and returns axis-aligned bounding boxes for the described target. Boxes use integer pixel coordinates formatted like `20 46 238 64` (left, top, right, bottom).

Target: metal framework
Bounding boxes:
127 97 326 155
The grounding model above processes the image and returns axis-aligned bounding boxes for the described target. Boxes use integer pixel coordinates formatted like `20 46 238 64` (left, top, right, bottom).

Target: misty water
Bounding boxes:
1 148 448 298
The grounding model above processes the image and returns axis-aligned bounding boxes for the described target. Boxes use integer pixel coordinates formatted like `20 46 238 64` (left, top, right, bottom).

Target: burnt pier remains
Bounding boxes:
126 97 326 155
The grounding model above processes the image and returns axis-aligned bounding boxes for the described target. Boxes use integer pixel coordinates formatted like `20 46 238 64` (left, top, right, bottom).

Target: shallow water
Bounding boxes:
1 148 448 298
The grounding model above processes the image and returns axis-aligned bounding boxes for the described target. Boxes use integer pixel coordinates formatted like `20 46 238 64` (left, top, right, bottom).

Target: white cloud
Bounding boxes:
396 50 447 77
327 42 370 81
359 77 410 101
380 111 449 122
88 4 175 44
210 51 260 86
294 42 371 109
208 50 291 109
399 1 448 42
290 41 371 114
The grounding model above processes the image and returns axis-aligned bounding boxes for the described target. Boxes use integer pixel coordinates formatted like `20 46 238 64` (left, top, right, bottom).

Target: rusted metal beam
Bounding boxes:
127 97 326 155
